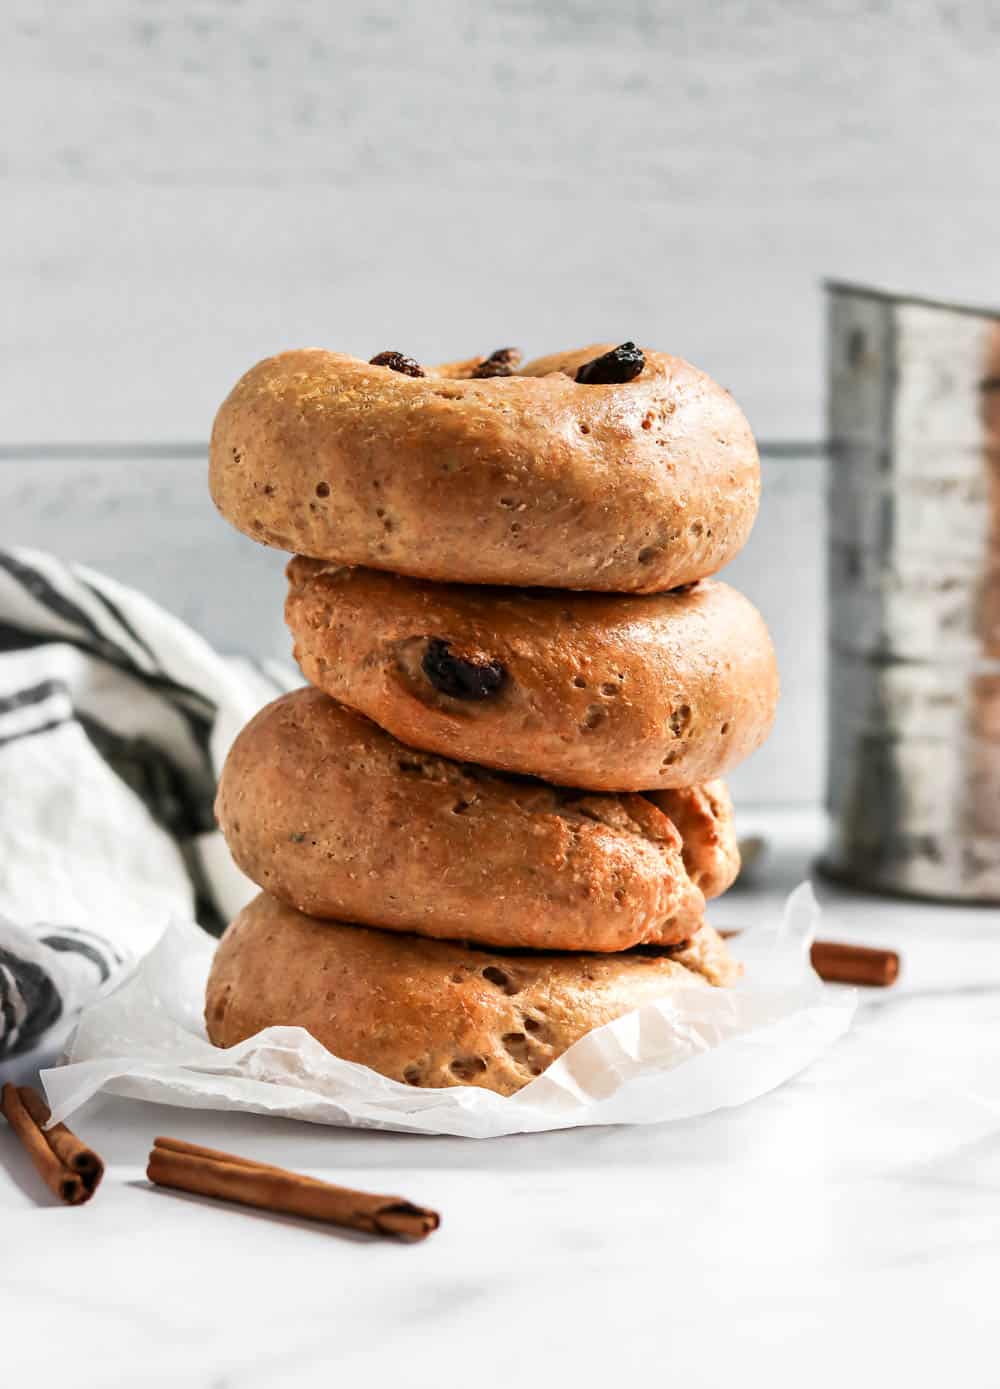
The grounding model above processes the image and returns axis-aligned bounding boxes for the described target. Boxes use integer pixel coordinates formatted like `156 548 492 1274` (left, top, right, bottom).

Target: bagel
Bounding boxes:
205 892 740 1096
285 559 778 792
209 345 760 593
649 780 741 900
215 687 713 953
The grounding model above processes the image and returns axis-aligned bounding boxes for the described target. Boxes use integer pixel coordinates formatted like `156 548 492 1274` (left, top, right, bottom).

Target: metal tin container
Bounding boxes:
823 281 1000 900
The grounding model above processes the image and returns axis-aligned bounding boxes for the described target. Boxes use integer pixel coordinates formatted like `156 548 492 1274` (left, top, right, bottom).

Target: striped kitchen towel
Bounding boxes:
0 548 294 1060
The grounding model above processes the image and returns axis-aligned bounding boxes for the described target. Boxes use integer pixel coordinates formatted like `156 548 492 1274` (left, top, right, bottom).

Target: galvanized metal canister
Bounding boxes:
823 281 1000 901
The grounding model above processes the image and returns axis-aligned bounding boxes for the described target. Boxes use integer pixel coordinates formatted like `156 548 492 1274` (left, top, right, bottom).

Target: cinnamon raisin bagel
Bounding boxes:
285 559 778 792
208 345 760 593
205 892 740 1096
215 686 717 952
649 780 741 900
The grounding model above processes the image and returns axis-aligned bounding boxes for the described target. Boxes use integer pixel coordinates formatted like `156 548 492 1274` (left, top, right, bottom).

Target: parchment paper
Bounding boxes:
41 883 855 1138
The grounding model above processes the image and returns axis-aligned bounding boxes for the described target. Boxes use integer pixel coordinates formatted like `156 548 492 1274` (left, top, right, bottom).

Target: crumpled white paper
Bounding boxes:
41 883 855 1138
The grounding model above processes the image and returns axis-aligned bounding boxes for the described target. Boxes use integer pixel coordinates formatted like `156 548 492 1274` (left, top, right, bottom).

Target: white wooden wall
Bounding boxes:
5 2 998 803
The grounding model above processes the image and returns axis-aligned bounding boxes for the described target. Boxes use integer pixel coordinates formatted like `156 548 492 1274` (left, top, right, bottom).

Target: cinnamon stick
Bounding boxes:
18 1086 104 1192
810 941 900 987
719 931 901 988
1 1083 103 1205
147 1137 440 1240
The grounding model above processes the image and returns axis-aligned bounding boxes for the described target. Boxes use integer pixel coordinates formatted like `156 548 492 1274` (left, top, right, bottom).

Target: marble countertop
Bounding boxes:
3 809 998 1389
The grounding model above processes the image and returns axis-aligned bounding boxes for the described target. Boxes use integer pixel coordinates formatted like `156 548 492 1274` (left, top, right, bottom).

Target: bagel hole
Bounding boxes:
450 1055 488 1081
572 675 587 689
315 481 330 498
482 965 520 995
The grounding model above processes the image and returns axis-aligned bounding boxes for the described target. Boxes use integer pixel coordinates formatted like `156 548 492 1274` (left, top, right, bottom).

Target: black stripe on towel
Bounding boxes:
0 946 62 1058
0 964 18 1049
0 552 114 655
0 623 216 737
39 933 115 984
80 577 160 669
0 553 216 728
0 715 73 752
0 677 68 720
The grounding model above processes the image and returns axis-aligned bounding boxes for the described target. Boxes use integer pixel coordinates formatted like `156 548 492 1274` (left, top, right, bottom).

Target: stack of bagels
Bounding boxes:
204 342 779 1096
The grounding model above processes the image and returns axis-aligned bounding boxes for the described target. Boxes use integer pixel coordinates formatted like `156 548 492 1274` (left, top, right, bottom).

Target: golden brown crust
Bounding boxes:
215 687 707 952
208 346 760 593
285 560 779 792
205 893 741 1095
648 780 741 899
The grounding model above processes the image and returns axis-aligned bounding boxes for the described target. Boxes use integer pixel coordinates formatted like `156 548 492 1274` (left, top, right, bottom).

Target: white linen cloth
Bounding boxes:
0 547 287 1059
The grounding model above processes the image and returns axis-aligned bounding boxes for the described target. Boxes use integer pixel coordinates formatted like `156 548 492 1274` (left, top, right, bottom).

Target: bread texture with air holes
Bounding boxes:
208 345 760 593
285 558 778 792
215 686 719 953
205 892 740 1095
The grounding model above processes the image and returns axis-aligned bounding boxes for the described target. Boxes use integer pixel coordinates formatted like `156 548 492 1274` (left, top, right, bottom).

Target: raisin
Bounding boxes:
471 347 522 379
369 350 425 378
575 342 645 385
422 639 506 700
